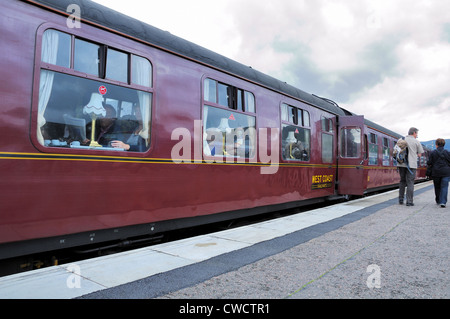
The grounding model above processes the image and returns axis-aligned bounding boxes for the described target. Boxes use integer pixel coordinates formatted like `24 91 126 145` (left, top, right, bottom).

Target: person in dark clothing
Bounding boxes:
86 105 146 152
427 138 450 208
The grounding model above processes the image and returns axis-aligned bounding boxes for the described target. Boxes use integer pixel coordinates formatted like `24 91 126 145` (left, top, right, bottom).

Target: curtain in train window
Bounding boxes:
38 30 64 145
41 29 71 68
38 29 152 152
132 55 152 87
37 71 151 152
203 105 256 158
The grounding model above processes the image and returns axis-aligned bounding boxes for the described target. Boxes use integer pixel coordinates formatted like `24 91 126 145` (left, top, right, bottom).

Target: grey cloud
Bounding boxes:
274 36 401 104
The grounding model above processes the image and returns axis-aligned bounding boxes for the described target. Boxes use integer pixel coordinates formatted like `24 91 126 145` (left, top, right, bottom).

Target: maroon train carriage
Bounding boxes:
0 0 428 262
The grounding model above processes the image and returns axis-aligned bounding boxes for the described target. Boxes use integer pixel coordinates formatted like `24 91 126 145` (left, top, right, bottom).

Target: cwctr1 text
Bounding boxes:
179 302 269 316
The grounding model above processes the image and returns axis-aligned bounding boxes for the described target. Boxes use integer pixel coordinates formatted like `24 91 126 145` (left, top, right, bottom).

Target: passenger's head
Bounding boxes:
408 127 419 136
436 138 446 147
99 104 117 128
104 104 117 119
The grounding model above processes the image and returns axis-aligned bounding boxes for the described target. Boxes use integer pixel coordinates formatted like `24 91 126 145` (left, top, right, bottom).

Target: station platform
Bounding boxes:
0 181 448 299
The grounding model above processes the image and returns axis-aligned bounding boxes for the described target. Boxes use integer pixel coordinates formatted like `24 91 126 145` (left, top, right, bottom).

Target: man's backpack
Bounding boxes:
393 137 408 164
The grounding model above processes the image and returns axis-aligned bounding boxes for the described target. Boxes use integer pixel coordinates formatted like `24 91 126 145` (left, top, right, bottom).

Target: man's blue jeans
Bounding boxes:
433 176 450 205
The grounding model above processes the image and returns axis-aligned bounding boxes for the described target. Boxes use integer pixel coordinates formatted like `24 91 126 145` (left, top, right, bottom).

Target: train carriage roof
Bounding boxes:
26 0 347 116
25 0 401 138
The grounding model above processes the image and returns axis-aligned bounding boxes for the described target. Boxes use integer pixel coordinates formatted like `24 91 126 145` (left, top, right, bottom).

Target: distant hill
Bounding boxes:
421 139 450 151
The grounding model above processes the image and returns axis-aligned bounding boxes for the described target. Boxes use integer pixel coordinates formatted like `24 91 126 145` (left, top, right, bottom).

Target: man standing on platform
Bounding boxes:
397 127 424 206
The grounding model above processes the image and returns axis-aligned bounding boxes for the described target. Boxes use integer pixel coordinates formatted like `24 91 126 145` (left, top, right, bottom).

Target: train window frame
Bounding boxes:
74 37 102 77
106 47 129 83
203 78 256 113
368 132 378 165
280 103 311 162
202 78 257 160
321 116 334 163
33 26 154 155
321 116 333 133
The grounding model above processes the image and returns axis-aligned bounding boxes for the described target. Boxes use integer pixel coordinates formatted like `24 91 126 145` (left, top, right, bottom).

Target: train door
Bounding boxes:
337 115 367 195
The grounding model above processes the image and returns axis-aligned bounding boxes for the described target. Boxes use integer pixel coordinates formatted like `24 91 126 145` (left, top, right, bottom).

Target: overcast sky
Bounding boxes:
92 0 450 142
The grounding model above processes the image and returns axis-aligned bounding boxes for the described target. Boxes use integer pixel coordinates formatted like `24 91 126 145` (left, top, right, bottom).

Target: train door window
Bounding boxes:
321 116 334 163
281 103 311 161
368 133 378 165
322 133 333 163
106 48 128 83
340 128 361 158
382 137 390 166
36 29 153 153
321 117 333 133
203 78 256 159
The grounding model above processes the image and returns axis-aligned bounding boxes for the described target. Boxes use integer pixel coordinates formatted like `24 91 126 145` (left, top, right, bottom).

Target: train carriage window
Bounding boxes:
392 139 398 166
340 128 361 158
218 83 232 107
203 105 256 158
368 133 378 165
203 79 256 159
245 91 255 113
132 55 152 87
281 104 288 122
281 103 311 162
74 38 102 77
322 133 333 163
303 110 310 127
321 117 333 132
282 125 310 161
289 106 298 125
204 78 217 103
321 116 334 163
41 29 71 68
204 78 255 113
382 137 390 166
106 48 128 83
36 29 153 153
236 89 244 111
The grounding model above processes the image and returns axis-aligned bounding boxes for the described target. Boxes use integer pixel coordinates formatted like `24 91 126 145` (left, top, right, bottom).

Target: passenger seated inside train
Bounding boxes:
42 104 146 152
85 104 146 152
282 126 310 161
